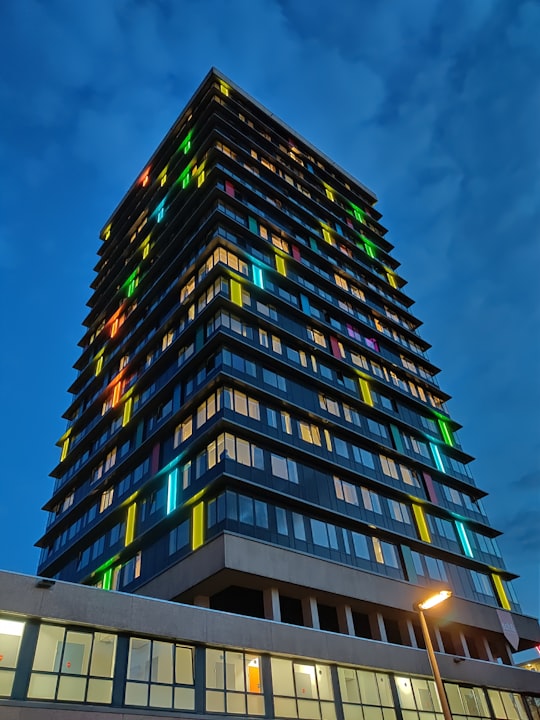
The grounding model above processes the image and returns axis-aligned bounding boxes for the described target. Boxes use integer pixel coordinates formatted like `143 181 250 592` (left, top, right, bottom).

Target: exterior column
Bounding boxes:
458 632 471 658
405 619 418 648
263 587 281 622
374 612 387 642
482 636 495 662
337 604 355 636
302 596 320 629
433 626 445 653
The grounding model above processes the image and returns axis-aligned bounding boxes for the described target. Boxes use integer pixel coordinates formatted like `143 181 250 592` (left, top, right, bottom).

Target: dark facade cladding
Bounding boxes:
36 68 538 667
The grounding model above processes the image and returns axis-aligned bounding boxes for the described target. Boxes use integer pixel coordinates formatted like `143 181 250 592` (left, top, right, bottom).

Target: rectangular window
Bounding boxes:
125 637 195 710
174 417 193 447
298 421 321 446
28 625 117 704
206 648 263 715
380 455 399 479
271 454 299 483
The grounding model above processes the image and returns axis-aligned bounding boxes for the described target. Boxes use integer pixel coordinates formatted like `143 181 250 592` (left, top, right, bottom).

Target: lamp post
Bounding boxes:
414 590 453 720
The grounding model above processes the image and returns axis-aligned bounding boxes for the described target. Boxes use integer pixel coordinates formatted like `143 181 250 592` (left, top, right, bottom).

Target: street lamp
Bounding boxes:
414 590 453 720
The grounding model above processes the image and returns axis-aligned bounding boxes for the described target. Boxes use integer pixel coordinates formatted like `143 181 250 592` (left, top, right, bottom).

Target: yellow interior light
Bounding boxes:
359 378 373 406
230 279 243 306
412 504 431 543
492 574 511 611
192 502 204 549
125 503 137 546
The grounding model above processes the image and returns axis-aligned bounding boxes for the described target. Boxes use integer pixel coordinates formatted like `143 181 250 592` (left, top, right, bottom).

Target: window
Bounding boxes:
395 676 442 717
388 500 410 524
99 487 114 513
319 394 340 416
338 666 394 718
216 433 264 470
367 419 388 440
174 417 193 447
28 625 117 704
307 327 327 348
412 551 447 582
334 437 349 459
271 454 299 483
125 637 194 710
380 455 399 479
298 421 321 446
271 658 334 720
334 476 359 505
262 368 287 392
225 388 260 420
206 649 263 715
0 617 25 697
169 520 190 555
470 571 495 598
197 390 222 428
361 487 381 513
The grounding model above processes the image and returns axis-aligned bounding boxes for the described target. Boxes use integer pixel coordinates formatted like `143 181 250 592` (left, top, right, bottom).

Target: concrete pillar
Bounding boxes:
302 596 320 629
405 619 418 648
263 587 281 622
458 632 471 658
433 626 445 653
482 636 495 662
194 595 210 608
374 612 387 642
337 604 355 636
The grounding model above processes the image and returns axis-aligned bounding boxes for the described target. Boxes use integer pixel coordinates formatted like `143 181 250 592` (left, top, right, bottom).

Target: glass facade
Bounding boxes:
33 68 534 679
1 612 537 717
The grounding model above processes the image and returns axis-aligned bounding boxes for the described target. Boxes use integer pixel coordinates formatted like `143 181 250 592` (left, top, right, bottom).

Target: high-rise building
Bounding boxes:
25 68 539 710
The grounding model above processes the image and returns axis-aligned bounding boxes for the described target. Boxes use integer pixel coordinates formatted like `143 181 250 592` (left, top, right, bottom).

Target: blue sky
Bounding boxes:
0 0 538 620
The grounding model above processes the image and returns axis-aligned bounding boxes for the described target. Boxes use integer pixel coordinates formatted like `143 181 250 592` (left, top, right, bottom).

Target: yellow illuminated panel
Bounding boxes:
95 355 104 376
230 279 243 306
112 382 121 407
322 227 332 244
492 574 511 610
104 225 111 241
359 378 373 406
220 82 229 96
387 272 398 289
125 503 137 546
412 505 431 543
276 255 286 276
60 437 70 462
198 170 205 187
122 397 133 427
192 502 204 550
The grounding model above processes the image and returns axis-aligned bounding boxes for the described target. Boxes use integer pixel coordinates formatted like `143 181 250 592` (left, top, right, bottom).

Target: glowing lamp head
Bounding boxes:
416 590 452 611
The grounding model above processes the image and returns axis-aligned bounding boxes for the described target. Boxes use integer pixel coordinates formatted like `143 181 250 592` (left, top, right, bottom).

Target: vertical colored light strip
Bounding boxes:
122 397 133 427
95 355 104 376
364 242 376 259
230 279 243 306
220 82 229 96
456 521 474 558
275 255 286 276
430 442 445 473
180 129 193 154
112 382 121 407
359 378 373 406
102 568 112 591
324 185 335 201
125 503 137 546
322 227 332 244
412 505 431 543
351 204 365 224
103 225 111 241
60 437 70 462
192 502 204 550
438 418 454 446
253 266 264 289
167 469 178 515
492 574 511 611
387 272 398 289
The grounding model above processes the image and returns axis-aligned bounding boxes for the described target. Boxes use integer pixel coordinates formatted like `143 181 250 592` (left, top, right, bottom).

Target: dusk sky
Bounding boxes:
0 0 538 621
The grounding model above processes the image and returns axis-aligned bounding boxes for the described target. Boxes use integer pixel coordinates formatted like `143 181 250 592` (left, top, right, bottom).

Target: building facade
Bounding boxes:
10 67 537 714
